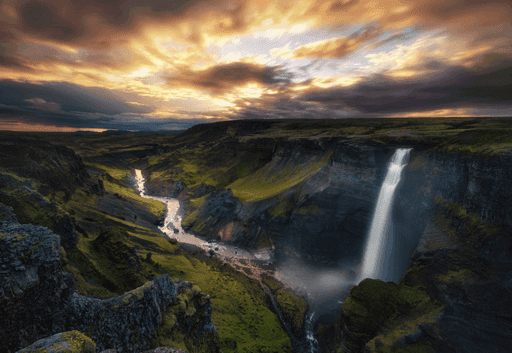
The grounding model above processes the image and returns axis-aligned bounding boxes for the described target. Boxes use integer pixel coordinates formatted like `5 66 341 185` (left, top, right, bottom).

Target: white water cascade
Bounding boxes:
358 148 412 283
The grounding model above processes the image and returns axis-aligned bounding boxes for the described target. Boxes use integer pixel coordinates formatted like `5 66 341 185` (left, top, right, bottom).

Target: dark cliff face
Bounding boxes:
0 205 75 352
0 132 92 193
0 204 220 353
320 148 512 353
179 138 512 352
182 140 403 266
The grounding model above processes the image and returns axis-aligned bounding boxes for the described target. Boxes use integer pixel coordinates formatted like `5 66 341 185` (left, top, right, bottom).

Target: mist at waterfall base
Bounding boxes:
274 256 358 325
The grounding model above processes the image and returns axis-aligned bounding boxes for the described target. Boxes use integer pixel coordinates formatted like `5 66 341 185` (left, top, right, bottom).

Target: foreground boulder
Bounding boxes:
16 331 96 353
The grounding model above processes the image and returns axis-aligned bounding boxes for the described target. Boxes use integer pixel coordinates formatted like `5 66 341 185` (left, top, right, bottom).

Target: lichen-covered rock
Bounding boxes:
16 331 96 353
143 348 187 353
0 219 75 353
63 276 178 352
1 215 220 353
0 203 18 224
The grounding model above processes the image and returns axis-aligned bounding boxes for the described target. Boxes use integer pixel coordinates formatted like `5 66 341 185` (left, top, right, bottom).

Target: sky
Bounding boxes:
0 0 511 132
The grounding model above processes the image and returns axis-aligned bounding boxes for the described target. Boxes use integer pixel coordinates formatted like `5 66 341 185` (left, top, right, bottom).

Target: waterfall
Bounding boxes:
305 311 320 353
135 169 145 196
358 148 412 282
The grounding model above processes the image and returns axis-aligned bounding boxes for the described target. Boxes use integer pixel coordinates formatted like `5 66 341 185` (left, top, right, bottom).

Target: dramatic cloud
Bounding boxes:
300 53 512 114
24 97 61 110
275 26 382 59
0 0 511 131
165 62 292 94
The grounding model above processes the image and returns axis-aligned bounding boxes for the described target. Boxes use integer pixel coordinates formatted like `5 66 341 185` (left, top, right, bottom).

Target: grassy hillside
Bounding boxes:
10 117 510 352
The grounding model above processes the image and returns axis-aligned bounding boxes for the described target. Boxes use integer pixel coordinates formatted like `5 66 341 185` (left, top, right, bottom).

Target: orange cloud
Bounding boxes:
274 26 382 59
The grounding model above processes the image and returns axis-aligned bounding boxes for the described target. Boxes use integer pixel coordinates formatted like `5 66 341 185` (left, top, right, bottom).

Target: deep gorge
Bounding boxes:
1 118 511 353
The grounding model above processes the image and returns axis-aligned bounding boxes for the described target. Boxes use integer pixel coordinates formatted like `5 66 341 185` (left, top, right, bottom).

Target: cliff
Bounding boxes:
169 125 512 352
0 131 104 196
181 139 397 265
4 119 512 353
0 204 220 353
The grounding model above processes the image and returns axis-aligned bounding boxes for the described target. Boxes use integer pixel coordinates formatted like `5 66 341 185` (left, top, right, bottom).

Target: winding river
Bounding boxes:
134 169 322 353
134 169 272 264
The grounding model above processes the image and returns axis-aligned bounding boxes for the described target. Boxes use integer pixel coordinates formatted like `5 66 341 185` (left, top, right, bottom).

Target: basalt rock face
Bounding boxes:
332 149 512 353
415 150 512 228
1 208 220 353
182 140 399 265
182 189 243 243
16 331 96 353
0 213 75 353
279 143 394 264
0 133 91 193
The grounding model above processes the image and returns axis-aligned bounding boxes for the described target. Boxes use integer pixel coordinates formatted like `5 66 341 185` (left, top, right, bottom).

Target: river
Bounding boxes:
134 169 328 353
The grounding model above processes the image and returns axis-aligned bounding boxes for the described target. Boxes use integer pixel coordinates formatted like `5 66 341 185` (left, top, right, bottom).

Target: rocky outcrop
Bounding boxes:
16 331 96 353
182 189 243 242
0 185 79 248
0 205 220 353
0 209 75 352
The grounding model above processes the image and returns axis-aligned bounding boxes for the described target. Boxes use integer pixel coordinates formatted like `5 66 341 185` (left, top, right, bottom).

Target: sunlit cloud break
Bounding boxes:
0 0 511 131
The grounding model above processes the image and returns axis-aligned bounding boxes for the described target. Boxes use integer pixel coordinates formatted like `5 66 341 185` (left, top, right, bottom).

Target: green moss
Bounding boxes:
343 279 443 348
0 232 27 240
438 269 475 283
152 253 294 353
228 151 331 202
270 196 293 218
342 278 444 353
275 289 309 333
261 275 283 293
293 202 320 215
58 330 96 353
84 162 131 180
433 196 501 251
102 179 165 217
440 128 512 155
368 341 434 353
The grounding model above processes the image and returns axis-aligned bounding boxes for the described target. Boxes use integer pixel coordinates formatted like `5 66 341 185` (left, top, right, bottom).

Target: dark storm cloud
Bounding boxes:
11 0 224 48
0 80 153 115
225 93 356 120
166 62 293 94
0 43 33 70
299 53 512 114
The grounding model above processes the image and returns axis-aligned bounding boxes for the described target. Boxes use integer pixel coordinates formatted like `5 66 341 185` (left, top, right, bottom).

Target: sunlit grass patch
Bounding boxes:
102 179 165 217
84 162 131 180
228 152 331 202
152 254 293 353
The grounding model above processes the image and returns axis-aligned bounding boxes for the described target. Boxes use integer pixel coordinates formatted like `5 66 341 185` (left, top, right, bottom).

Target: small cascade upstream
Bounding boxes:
358 148 412 282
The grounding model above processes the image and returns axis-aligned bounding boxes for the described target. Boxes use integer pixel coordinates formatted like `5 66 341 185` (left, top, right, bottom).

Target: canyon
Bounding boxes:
1 117 511 353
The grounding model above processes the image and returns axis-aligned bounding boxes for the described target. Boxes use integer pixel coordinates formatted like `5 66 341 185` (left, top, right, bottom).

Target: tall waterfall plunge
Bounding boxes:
358 148 412 283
